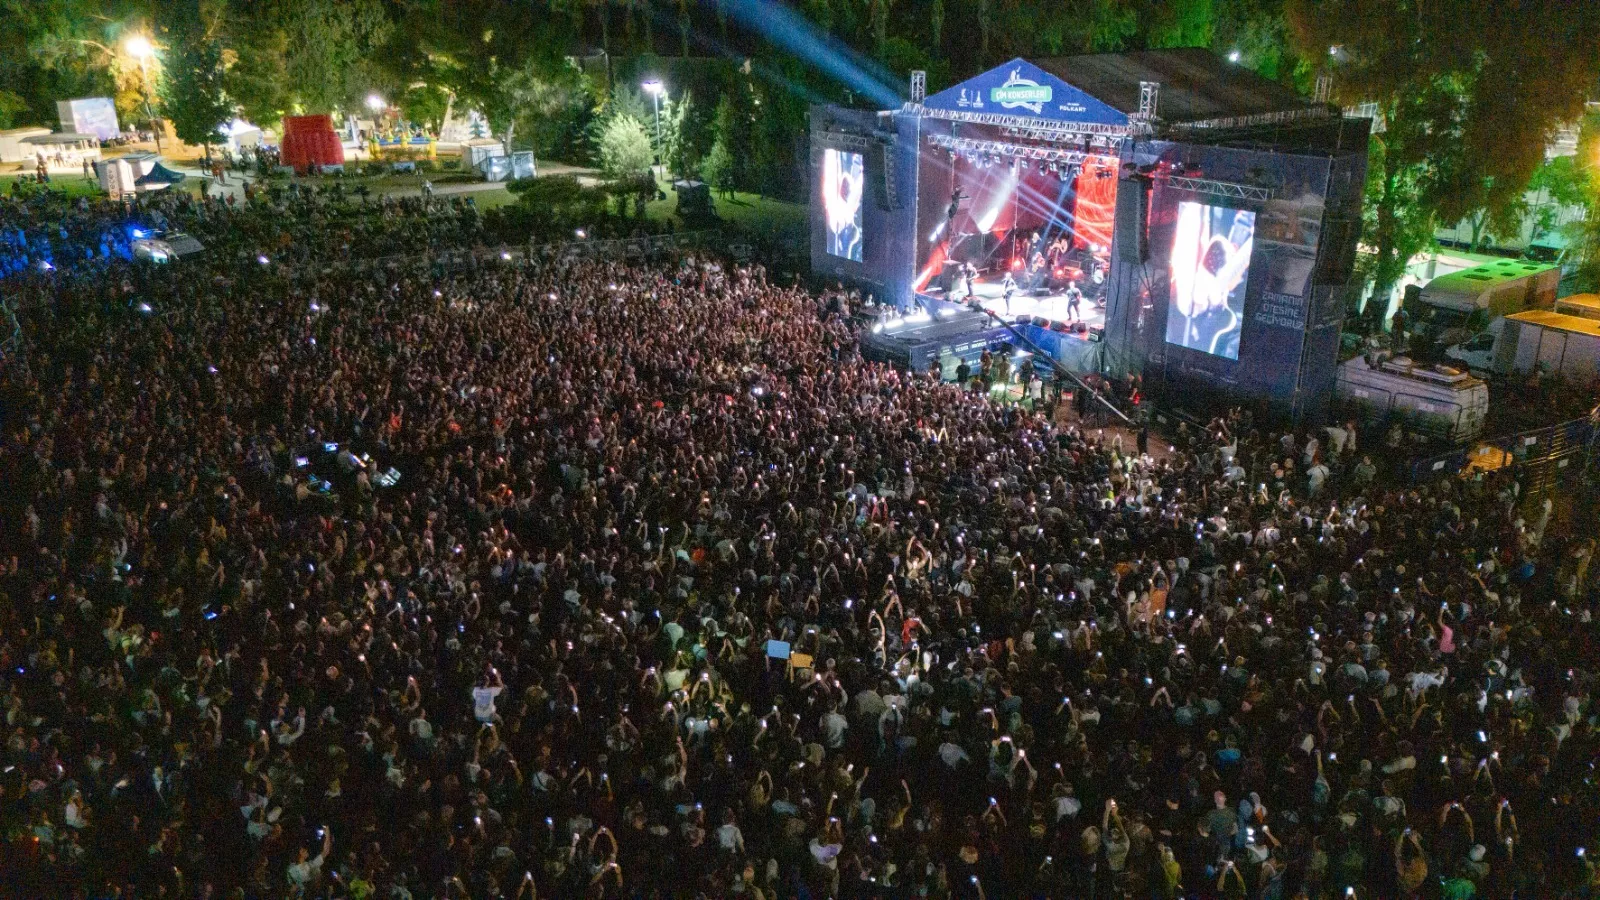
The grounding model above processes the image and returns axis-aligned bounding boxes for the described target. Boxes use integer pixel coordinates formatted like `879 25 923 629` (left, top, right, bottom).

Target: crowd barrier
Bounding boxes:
358 230 726 273
1407 412 1600 491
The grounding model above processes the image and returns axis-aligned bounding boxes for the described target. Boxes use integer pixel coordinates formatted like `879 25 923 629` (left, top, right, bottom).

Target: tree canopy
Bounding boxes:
2 0 1596 283
1287 0 1600 316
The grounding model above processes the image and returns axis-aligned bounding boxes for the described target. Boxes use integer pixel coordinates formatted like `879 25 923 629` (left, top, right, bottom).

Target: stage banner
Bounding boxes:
1072 156 1119 249
923 59 1129 127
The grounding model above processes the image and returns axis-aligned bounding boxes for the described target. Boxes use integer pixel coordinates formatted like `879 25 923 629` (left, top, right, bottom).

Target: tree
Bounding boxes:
487 59 594 159
596 113 652 179
662 91 709 181
160 25 232 155
701 135 735 199
399 82 452 133
281 0 392 114
1568 112 1600 291
1356 103 1443 327
710 92 751 191
220 12 289 128
0 90 28 129
1287 0 1600 322
677 0 692 56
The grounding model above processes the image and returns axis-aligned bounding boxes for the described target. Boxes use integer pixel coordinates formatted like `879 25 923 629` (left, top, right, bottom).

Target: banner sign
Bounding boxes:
923 59 1129 127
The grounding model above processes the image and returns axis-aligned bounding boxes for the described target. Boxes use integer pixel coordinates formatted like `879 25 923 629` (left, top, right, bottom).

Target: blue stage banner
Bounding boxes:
923 59 1129 127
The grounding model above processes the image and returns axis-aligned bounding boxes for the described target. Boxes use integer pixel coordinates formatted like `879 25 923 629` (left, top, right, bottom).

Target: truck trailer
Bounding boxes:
1413 259 1559 346
1493 310 1600 383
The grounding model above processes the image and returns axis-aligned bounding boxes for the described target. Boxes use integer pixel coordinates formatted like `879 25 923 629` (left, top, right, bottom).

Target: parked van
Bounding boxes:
1336 352 1489 443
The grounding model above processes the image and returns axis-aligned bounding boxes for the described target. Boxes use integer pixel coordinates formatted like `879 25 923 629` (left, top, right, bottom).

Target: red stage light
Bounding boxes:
1010 258 1023 270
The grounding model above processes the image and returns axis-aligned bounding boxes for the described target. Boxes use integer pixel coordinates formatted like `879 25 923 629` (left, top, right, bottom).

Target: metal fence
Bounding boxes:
357 230 727 273
1407 413 1600 491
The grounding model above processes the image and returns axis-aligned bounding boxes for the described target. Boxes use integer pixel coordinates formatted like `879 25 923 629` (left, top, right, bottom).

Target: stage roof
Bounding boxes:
1034 49 1318 124
921 49 1322 128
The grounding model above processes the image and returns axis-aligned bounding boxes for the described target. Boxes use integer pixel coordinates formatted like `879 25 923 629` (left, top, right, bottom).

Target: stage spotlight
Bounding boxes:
1010 258 1024 270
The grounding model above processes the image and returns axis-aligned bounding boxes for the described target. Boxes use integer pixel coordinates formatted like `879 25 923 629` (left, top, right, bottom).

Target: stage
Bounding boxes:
811 50 1372 422
928 276 1108 330
859 296 1105 376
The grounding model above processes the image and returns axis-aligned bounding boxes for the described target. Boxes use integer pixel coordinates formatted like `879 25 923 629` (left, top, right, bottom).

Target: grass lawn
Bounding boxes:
466 187 519 210
258 169 479 191
644 175 805 237
0 172 105 200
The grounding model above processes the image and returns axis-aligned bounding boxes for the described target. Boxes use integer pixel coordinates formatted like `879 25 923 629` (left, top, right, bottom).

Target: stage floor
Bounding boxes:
931 278 1107 329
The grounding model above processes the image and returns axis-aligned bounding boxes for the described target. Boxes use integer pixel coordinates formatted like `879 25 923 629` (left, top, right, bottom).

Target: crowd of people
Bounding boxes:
0 188 1597 900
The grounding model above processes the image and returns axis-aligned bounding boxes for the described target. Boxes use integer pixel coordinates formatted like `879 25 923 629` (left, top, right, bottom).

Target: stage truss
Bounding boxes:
927 133 1096 167
1162 174 1275 203
904 104 1134 139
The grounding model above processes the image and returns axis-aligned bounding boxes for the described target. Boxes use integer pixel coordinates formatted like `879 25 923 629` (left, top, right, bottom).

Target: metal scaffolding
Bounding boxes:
1163 174 1275 202
902 103 1135 138
926 133 1096 166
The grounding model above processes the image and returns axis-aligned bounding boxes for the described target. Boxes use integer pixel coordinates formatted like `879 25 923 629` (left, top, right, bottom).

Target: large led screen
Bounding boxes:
1165 200 1256 360
822 148 864 262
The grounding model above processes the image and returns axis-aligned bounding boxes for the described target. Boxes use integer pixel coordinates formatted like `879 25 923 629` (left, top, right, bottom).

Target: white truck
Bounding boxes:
1553 293 1600 321
1413 259 1558 347
1492 310 1600 382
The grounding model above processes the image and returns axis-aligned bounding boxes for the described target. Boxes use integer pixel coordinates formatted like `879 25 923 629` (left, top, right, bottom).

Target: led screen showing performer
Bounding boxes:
822 149 864 262
1165 200 1255 360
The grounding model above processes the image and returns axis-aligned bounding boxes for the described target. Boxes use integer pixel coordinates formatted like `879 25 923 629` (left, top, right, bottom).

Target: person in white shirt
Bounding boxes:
938 737 970 769
1407 665 1448 697
472 668 505 724
1307 461 1330 496
287 826 332 892
716 808 745 854
275 708 306 746
820 705 848 750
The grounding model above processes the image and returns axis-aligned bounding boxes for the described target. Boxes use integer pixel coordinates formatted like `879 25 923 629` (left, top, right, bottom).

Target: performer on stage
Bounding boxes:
1049 234 1071 270
964 262 978 301
1001 271 1018 314
1064 281 1084 322
1027 252 1047 291
946 189 967 224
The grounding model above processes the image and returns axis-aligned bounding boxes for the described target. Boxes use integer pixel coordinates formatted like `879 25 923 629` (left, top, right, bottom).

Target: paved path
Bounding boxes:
165 159 600 204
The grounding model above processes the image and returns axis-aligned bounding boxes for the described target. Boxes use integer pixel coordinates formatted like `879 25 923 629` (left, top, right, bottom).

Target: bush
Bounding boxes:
440 158 461 171
417 159 438 173
596 115 653 180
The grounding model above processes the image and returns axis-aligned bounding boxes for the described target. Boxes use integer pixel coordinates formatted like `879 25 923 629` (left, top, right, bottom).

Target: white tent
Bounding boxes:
223 119 265 151
0 127 51 163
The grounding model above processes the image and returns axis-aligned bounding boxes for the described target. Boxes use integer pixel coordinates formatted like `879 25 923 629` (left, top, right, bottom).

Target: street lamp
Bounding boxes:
642 79 664 170
366 94 386 113
124 34 161 153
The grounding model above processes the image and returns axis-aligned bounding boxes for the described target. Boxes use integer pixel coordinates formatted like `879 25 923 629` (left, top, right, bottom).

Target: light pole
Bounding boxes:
124 35 161 153
642 79 664 172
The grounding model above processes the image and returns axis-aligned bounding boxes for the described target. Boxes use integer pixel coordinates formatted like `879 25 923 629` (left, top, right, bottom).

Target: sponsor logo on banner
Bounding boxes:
956 88 985 109
990 69 1052 114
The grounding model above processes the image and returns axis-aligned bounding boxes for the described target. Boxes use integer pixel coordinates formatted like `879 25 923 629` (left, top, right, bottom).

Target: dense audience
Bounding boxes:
1 189 1597 900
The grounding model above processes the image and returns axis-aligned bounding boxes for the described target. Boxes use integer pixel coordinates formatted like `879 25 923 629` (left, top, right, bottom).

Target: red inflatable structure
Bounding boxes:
280 115 344 173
